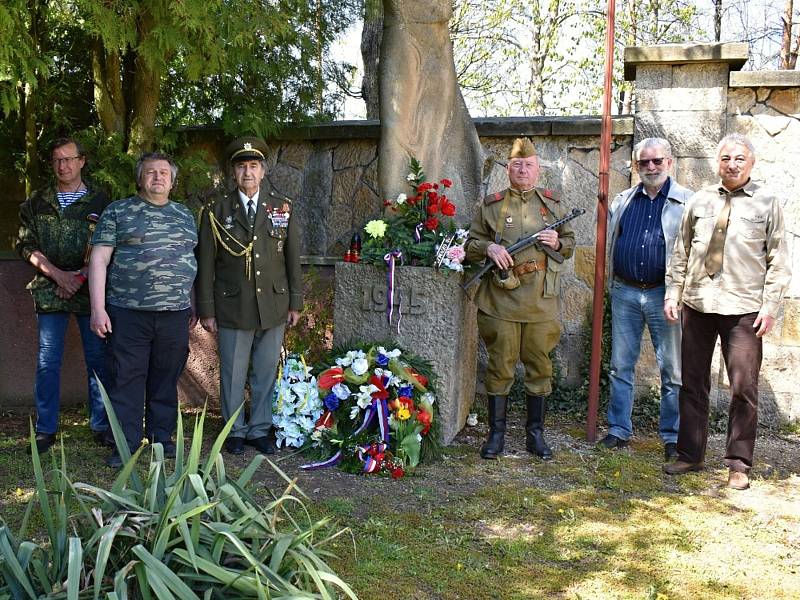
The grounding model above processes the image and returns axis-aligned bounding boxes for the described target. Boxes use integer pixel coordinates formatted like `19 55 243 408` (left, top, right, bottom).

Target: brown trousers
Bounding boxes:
678 305 762 473
477 311 561 396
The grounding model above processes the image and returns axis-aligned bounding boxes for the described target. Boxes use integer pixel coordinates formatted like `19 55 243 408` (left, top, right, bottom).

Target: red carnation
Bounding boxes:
424 217 439 231
383 199 392 206
426 203 439 216
391 466 405 479
427 191 438 203
417 182 433 192
441 178 453 188
441 201 456 216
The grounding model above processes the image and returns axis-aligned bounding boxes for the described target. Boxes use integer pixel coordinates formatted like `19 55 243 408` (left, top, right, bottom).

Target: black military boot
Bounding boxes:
480 395 507 459
525 395 553 460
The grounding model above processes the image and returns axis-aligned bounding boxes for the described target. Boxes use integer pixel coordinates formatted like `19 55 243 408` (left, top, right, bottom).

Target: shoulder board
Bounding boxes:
538 188 560 202
484 190 505 205
267 191 292 204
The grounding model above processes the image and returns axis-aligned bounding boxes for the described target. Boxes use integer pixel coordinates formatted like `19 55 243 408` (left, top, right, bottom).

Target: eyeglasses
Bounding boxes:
52 156 81 166
636 158 666 167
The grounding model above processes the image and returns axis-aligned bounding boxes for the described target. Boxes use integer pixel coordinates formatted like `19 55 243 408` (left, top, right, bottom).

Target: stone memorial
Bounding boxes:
333 262 477 444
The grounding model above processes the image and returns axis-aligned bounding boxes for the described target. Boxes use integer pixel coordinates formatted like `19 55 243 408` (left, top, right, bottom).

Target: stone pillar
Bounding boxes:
624 42 748 189
333 263 478 444
626 43 800 426
379 0 483 221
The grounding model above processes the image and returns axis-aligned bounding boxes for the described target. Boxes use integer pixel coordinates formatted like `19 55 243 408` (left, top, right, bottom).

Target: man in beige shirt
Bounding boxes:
662 134 791 490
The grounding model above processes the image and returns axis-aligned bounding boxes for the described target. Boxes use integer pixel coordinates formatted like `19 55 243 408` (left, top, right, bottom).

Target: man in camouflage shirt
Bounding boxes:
89 152 197 468
16 137 112 453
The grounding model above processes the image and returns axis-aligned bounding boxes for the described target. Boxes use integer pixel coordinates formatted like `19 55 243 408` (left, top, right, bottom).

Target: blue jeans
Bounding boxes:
35 312 109 434
607 281 681 443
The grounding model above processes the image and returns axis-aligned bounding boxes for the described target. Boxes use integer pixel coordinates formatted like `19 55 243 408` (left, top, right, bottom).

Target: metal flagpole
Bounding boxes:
586 0 617 443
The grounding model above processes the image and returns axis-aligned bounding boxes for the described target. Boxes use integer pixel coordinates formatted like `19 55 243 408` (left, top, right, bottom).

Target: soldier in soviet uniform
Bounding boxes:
196 137 303 455
465 138 575 460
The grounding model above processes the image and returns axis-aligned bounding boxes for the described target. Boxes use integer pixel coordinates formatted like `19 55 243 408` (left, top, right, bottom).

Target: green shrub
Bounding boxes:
0 386 357 599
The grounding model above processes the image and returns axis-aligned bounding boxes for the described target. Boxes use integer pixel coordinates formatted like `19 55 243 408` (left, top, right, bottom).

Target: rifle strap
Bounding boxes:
493 192 510 245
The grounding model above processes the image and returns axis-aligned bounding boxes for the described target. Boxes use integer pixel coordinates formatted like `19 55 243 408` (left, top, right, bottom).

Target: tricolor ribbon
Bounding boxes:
299 396 391 471
384 250 403 334
357 441 389 474
414 222 423 243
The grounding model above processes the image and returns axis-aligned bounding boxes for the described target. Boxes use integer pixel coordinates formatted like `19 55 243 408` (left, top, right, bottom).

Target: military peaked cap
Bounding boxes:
226 136 268 163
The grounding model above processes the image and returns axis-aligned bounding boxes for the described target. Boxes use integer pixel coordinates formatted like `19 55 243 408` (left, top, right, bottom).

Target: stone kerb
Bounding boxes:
333 262 478 444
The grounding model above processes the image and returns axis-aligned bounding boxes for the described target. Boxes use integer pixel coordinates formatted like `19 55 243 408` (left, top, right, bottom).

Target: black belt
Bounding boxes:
615 276 662 290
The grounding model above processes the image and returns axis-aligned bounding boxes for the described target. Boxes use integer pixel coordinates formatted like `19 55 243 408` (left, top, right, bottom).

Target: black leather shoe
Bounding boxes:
105 451 123 469
93 429 114 448
245 436 276 455
225 437 245 455
27 432 57 455
664 442 679 461
597 434 629 450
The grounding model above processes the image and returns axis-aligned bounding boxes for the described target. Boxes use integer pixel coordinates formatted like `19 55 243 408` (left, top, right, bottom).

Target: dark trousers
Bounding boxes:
678 305 762 473
107 305 190 452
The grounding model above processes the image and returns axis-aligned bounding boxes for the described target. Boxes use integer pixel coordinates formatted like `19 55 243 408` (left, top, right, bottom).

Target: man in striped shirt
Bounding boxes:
16 137 112 453
598 138 693 460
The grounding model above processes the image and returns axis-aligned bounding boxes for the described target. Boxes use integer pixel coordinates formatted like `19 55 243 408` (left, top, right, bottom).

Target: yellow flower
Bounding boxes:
397 406 411 420
364 219 388 239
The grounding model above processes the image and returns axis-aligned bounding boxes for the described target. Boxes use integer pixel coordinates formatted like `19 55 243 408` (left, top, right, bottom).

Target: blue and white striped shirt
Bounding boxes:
57 188 88 210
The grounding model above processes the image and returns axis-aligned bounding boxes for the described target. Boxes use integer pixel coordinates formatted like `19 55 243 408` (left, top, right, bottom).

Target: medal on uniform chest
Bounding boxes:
505 215 514 229
224 214 234 229
540 206 549 224
276 240 284 252
268 204 290 229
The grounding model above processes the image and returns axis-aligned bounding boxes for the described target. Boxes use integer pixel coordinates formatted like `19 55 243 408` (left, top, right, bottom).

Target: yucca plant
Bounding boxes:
0 383 357 600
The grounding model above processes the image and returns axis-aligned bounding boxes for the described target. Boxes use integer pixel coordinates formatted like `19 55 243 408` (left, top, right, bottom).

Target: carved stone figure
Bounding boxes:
379 0 483 219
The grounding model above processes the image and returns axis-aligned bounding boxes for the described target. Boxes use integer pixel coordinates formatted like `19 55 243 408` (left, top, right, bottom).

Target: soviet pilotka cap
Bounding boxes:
226 136 268 163
508 137 537 159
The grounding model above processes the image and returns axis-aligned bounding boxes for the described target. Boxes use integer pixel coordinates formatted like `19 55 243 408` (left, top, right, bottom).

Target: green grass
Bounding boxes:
2 407 799 600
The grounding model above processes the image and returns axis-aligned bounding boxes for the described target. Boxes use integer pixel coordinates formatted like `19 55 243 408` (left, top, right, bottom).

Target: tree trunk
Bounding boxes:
361 0 383 119
23 0 45 194
92 39 126 137
714 0 722 42
22 82 38 196
780 0 794 69
127 10 161 154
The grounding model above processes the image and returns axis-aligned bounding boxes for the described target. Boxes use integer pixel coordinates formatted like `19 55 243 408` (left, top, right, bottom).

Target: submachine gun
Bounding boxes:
461 207 586 291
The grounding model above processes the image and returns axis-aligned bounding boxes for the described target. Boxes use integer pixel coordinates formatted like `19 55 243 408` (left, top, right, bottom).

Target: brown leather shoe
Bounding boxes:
727 470 750 490
663 460 704 475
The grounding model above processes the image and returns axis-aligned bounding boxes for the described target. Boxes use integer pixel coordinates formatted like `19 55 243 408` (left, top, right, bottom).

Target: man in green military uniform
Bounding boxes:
196 137 303 455
466 138 575 460
16 137 112 453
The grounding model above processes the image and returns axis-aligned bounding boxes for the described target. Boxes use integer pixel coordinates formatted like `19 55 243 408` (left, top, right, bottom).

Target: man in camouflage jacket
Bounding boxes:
15 137 112 453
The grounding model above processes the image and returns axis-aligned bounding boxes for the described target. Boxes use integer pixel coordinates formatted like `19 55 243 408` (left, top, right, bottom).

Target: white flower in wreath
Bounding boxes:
374 368 400 387
336 349 366 368
377 346 402 359
407 172 416 182
356 384 379 409
332 382 351 400
396 193 407 205
351 357 369 376
423 392 436 405
311 429 324 443
349 405 361 420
